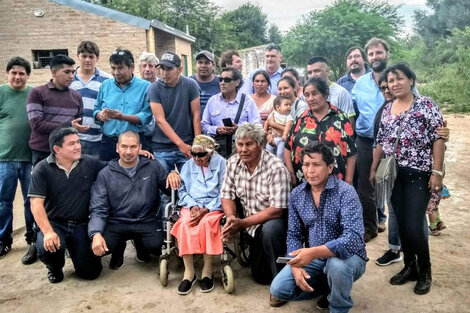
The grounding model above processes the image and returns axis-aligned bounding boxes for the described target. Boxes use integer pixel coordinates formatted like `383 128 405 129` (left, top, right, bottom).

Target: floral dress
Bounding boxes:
285 103 356 182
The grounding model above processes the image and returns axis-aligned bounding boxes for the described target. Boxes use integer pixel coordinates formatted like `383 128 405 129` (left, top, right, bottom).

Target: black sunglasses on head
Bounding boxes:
190 150 209 158
219 77 235 83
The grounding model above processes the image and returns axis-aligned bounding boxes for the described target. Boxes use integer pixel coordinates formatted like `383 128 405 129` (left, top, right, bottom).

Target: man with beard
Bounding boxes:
190 51 219 115
337 47 370 94
351 38 390 243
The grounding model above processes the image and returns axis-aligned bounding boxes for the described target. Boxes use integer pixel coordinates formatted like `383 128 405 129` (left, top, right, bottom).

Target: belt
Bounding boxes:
66 219 89 225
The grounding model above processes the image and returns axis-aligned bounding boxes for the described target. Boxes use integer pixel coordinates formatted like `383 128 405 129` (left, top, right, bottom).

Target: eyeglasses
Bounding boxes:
190 151 209 158
219 77 235 83
380 86 389 92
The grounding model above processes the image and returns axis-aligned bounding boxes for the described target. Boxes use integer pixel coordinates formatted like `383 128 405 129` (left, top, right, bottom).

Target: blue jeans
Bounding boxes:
153 150 189 215
377 206 387 224
80 140 101 158
0 161 34 245
36 221 102 280
265 137 285 161
270 255 366 313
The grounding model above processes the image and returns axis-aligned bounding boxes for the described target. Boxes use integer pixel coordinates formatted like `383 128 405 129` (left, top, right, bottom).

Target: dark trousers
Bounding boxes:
355 136 377 234
103 219 164 256
32 150 50 167
249 218 286 285
99 135 119 161
391 167 431 270
36 221 102 280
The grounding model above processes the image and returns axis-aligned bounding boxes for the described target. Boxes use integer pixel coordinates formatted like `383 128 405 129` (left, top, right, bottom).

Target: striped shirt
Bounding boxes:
71 68 112 142
27 81 83 152
221 149 291 236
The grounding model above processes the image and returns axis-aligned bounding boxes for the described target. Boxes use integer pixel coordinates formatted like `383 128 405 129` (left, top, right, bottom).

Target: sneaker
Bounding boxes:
378 222 386 233
269 294 287 307
47 268 64 283
376 249 403 266
200 275 215 293
0 243 11 259
109 253 124 270
429 226 440 236
22 243 38 265
177 275 197 295
316 294 329 310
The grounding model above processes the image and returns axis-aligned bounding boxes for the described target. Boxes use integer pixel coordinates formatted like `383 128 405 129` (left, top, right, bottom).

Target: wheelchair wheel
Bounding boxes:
159 259 169 287
234 231 250 267
222 265 234 294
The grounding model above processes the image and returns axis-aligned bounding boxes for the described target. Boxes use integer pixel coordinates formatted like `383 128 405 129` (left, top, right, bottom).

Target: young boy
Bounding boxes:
264 95 293 161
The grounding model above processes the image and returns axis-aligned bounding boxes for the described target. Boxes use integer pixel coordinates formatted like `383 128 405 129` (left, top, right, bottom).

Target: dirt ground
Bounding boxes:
1 114 470 313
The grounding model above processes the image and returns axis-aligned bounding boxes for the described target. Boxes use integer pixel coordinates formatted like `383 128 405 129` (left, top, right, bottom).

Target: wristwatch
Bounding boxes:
432 169 444 177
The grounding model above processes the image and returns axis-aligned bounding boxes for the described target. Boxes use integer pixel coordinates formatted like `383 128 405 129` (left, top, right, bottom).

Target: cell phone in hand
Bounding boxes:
276 256 294 264
222 118 234 127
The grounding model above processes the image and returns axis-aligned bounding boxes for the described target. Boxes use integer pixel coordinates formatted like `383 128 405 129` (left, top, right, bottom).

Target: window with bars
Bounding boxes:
32 49 68 69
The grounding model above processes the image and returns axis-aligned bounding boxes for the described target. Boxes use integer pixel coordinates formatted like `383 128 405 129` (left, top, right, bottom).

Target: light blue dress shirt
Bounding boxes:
93 75 151 137
351 72 384 138
177 153 226 211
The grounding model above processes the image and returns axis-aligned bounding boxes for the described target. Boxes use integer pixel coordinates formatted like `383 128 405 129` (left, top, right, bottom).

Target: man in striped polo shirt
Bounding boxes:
71 41 111 158
27 54 88 166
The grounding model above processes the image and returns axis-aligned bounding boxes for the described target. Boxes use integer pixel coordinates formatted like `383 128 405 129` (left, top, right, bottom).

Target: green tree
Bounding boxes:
219 3 268 49
281 0 403 79
414 0 470 46
267 24 282 45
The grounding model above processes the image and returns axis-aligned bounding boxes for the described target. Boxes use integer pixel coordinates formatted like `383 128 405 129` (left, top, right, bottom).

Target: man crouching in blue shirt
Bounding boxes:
270 141 367 312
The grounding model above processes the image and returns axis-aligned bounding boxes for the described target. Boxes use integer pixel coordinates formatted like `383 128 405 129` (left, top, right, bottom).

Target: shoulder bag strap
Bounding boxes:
234 93 246 124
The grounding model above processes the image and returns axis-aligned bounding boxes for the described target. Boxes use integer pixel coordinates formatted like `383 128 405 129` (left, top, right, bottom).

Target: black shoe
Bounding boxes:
109 253 124 270
131 240 151 263
316 294 329 310
200 275 215 293
22 243 38 265
363 232 378 243
376 250 403 266
414 268 432 295
0 243 11 259
47 268 64 283
177 275 197 295
390 261 418 285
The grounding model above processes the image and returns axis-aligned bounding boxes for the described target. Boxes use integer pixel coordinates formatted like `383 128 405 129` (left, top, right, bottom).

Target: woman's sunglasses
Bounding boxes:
219 77 235 83
190 151 209 158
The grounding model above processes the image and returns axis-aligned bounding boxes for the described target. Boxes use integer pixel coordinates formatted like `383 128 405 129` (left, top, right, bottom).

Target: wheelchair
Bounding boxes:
158 190 250 294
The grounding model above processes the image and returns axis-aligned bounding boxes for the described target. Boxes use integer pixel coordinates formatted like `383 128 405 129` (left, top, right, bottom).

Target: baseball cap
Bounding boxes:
196 50 214 63
159 52 181 68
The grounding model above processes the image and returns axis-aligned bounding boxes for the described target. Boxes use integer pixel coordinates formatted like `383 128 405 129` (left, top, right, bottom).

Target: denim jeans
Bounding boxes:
153 150 189 214
377 206 387 224
265 137 285 161
99 135 119 161
36 221 102 280
391 167 431 270
270 255 366 313
0 161 35 245
80 140 101 159
31 150 49 167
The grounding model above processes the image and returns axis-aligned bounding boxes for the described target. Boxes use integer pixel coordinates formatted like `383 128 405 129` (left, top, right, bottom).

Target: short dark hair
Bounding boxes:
378 71 388 86
266 43 281 53
300 141 335 166
273 95 291 110
384 62 416 89
49 127 78 154
219 49 240 69
109 49 134 67
118 130 140 144
221 67 243 91
308 56 329 66
303 77 330 98
50 54 75 70
278 75 297 96
345 46 366 61
252 69 271 87
6 57 31 75
77 40 100 57
282 67 300 82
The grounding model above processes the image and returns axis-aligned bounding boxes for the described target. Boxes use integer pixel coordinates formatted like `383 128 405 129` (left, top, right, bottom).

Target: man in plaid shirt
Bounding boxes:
221 123 291 285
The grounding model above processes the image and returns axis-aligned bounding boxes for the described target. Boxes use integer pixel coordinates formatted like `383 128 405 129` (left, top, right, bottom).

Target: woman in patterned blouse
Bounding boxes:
371 63 445 295
284 77 356 185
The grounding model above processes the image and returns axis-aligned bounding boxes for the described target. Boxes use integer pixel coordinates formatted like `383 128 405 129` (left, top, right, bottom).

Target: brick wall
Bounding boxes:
0 0 148 86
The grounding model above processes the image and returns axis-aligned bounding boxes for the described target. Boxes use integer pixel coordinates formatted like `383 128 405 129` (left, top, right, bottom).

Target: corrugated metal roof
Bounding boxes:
48 0 195 42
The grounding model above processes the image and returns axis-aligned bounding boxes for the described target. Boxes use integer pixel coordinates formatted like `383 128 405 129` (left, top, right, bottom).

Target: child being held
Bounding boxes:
264 95 293 161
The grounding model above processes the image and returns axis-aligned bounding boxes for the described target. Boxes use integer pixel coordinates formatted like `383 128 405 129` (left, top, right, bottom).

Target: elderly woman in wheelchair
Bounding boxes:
170 135 227 295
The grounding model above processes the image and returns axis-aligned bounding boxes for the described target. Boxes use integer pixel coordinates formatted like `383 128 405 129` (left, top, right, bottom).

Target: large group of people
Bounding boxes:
0 36 450 312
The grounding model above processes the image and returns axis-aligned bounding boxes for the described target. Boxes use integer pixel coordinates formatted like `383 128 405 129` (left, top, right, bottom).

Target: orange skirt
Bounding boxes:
170 208 224 257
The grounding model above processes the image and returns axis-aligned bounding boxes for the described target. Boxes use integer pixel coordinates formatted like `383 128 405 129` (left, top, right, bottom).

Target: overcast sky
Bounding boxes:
212 0 429 33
